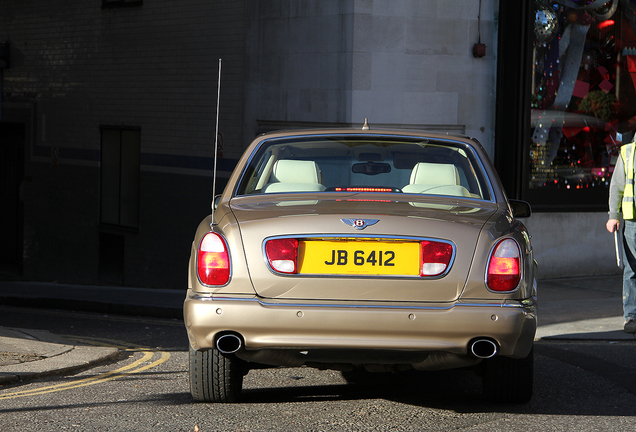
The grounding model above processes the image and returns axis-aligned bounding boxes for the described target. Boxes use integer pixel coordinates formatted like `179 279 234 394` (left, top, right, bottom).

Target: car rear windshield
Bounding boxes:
235 135 492 201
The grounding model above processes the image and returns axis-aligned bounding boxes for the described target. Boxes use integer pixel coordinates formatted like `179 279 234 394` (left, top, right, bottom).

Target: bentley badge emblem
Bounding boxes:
341 218 379 230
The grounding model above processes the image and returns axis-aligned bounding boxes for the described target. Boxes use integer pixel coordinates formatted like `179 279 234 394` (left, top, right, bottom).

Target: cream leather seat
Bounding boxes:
402 162 470 197
262 160 326 193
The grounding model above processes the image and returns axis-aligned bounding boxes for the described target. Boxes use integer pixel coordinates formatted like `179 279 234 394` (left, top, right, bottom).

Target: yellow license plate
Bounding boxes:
298 240 420 276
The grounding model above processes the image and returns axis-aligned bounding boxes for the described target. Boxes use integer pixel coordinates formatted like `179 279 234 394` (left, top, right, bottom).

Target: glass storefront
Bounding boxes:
529 0 636 209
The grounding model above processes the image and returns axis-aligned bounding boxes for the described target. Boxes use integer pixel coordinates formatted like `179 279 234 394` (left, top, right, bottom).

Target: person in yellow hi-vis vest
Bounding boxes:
607 140 636 333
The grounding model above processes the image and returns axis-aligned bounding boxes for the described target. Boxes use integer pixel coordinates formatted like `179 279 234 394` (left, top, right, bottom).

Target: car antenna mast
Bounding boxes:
212 58 222 216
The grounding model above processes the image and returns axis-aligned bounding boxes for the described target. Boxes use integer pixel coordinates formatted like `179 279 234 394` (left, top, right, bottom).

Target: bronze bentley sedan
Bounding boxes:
184 126 537 403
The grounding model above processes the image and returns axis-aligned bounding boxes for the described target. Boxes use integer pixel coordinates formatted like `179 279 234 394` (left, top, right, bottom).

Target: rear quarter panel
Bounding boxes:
461 206 536 301
188 205 256 295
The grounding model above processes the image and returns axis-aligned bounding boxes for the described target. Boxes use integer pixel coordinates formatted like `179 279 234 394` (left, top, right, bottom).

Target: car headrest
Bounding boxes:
409 163 459 185
271 160 322 184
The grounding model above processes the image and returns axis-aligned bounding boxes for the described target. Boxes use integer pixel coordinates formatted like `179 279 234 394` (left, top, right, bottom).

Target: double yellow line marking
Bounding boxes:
0 336 171 400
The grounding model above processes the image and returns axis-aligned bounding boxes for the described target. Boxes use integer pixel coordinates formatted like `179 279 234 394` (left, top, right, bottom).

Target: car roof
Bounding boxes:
251 127 488 154
256 127 475 142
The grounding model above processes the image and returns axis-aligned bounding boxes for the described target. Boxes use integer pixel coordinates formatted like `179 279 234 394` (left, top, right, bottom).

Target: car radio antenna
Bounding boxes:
212 58 222 215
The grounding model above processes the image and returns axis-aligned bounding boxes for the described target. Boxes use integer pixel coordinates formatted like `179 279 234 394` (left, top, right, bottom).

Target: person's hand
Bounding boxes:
607 219 620 233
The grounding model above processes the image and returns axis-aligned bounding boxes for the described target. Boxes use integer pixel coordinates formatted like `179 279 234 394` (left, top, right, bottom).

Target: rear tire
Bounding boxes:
482 346 533 403
189 345 244 403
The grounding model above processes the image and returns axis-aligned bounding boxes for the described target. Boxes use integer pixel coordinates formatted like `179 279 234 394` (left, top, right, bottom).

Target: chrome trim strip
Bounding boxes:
188 293 532 311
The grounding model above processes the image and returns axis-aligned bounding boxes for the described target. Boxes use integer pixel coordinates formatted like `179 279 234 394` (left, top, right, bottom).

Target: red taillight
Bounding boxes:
265 238 298 274
420 240 453 276
197 232 230 286
487 239 521 291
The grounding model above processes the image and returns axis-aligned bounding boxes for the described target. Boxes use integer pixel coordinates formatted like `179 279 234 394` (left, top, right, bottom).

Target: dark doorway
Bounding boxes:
99 232 125 285
0 122 25 278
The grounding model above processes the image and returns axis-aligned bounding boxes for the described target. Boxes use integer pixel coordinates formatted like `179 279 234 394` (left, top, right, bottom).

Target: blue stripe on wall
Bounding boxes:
34 141 238 173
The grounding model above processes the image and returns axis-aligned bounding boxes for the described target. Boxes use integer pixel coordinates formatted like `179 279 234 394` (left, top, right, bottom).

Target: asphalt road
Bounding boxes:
0 306 635 432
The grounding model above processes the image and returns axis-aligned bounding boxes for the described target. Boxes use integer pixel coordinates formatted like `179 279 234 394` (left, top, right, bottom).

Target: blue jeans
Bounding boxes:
623 221 636 321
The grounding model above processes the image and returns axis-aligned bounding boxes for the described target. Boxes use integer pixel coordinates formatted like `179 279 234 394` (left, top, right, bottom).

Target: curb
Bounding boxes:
0 328 121 386
0 346 120 385
536 316 636 341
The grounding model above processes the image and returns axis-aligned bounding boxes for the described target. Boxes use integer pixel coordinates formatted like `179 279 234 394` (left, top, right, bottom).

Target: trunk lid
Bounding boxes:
230 193 498 302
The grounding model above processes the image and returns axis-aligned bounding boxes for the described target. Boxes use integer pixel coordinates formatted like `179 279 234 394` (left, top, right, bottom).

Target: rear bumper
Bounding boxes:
183 291 537 358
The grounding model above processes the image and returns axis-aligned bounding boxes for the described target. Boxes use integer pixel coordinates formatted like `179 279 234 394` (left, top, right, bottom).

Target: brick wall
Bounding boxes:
0 0 245 288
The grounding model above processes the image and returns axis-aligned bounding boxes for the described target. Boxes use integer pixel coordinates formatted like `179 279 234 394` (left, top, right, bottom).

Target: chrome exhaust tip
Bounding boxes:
216 333 243 354
470 339 498 359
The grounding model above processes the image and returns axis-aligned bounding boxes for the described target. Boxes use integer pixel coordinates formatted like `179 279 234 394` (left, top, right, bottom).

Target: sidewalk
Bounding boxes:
0 275 630 386
535 274 630 340
0 280 183 386
0 327 119 385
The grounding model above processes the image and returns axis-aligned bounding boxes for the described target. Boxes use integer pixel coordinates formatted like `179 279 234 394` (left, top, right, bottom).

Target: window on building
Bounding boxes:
527 1 636 210
100 127 140 229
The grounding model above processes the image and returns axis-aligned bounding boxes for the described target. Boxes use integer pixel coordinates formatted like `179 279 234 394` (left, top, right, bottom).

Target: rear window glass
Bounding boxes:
235 135 492 201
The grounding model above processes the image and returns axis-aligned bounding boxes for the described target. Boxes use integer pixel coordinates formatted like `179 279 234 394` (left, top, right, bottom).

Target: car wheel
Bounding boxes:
482 346 533 403
189 345 244 403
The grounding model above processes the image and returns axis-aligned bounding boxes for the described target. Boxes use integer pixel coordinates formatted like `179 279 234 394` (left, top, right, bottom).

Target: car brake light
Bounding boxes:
197 232 230 286
487 238 521 291
265 238 298 274
420 240 453 276
334 187 394 192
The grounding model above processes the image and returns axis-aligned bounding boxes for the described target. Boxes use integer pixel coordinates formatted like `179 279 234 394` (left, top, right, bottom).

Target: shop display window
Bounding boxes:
529 0 636 208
